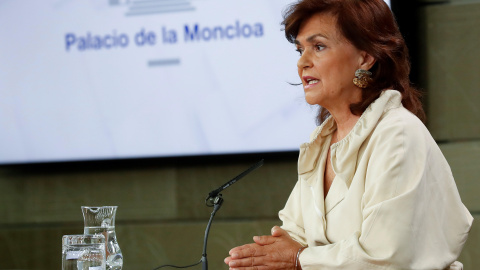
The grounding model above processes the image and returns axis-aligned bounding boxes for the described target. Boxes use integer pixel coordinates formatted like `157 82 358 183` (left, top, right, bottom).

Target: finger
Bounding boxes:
228 255 265 268
271 226 280 235
271 226 289 237
229 266 268 270
230 244 265 259
224 256 232 265
253 235 276 246
229 243 254 255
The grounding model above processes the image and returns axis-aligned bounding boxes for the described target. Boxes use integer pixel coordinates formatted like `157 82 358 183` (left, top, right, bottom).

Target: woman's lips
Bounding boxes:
303 76 320 89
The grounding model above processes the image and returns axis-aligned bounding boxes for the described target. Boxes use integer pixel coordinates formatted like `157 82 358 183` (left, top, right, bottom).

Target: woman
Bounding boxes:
224 0 473 269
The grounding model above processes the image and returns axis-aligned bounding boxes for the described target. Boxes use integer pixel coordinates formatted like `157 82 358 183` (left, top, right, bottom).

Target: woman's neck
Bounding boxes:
330 109 360 142
324 88 362 142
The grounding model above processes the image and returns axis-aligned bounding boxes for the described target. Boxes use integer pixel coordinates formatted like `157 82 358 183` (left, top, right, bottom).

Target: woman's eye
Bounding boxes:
295 48 303 56
315 44 325 51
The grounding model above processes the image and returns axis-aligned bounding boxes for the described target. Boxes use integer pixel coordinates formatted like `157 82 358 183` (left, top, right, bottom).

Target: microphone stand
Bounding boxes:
201 160 262 270
152 160 263 270
201 194 224 270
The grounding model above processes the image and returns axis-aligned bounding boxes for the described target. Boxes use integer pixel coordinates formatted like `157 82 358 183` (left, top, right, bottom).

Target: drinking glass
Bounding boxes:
62 234 106 270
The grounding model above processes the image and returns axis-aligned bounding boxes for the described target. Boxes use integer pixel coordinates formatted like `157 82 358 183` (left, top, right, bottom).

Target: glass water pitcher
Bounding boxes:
82 206 123 270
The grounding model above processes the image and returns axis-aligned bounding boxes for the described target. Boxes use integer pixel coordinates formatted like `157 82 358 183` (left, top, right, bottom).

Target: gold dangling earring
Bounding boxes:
353 69 372 88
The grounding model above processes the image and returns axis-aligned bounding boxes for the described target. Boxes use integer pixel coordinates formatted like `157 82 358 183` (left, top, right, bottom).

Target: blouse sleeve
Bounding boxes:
282 112 473 269
279 180 308 246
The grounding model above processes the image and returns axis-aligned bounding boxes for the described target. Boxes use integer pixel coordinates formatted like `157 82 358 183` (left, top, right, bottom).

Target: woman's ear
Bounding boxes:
359 51 376 71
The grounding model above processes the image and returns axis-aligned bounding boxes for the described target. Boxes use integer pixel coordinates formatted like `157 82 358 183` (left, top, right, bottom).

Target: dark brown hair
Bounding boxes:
282 0 425 124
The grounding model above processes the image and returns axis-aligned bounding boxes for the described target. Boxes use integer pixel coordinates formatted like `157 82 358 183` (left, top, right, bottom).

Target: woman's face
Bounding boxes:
295 12 371 110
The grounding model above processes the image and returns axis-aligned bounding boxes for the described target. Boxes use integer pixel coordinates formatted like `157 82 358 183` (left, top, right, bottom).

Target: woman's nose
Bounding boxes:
297 50 312 69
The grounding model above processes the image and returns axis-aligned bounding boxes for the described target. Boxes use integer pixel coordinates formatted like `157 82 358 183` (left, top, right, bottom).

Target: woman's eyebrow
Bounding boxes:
294 33 328 45
307 33 328 42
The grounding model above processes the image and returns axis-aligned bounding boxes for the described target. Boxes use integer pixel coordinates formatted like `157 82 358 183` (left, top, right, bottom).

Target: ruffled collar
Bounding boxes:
298 90 403 186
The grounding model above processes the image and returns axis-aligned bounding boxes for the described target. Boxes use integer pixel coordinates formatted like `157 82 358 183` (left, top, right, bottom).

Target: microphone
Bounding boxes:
205 159 264 205
202 159 264 270
153 159 264 270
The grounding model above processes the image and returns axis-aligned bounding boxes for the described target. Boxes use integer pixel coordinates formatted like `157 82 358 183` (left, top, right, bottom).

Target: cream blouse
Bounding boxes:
279 90 473 269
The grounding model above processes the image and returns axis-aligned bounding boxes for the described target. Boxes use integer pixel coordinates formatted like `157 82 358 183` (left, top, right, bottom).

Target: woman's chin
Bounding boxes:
304 96 322 106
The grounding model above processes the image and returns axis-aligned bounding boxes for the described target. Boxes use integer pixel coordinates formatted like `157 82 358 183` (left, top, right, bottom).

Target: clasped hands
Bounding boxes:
224 226 303 270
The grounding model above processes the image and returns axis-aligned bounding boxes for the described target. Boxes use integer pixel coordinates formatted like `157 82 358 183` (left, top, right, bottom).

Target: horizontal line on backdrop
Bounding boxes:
436 138 480 145
469 211 480 216
132 0 187 3
148 58 181 67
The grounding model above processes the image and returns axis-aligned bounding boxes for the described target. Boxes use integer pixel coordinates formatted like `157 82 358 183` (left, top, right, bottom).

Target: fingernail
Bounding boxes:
232 253 239 259
253 236 259 241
